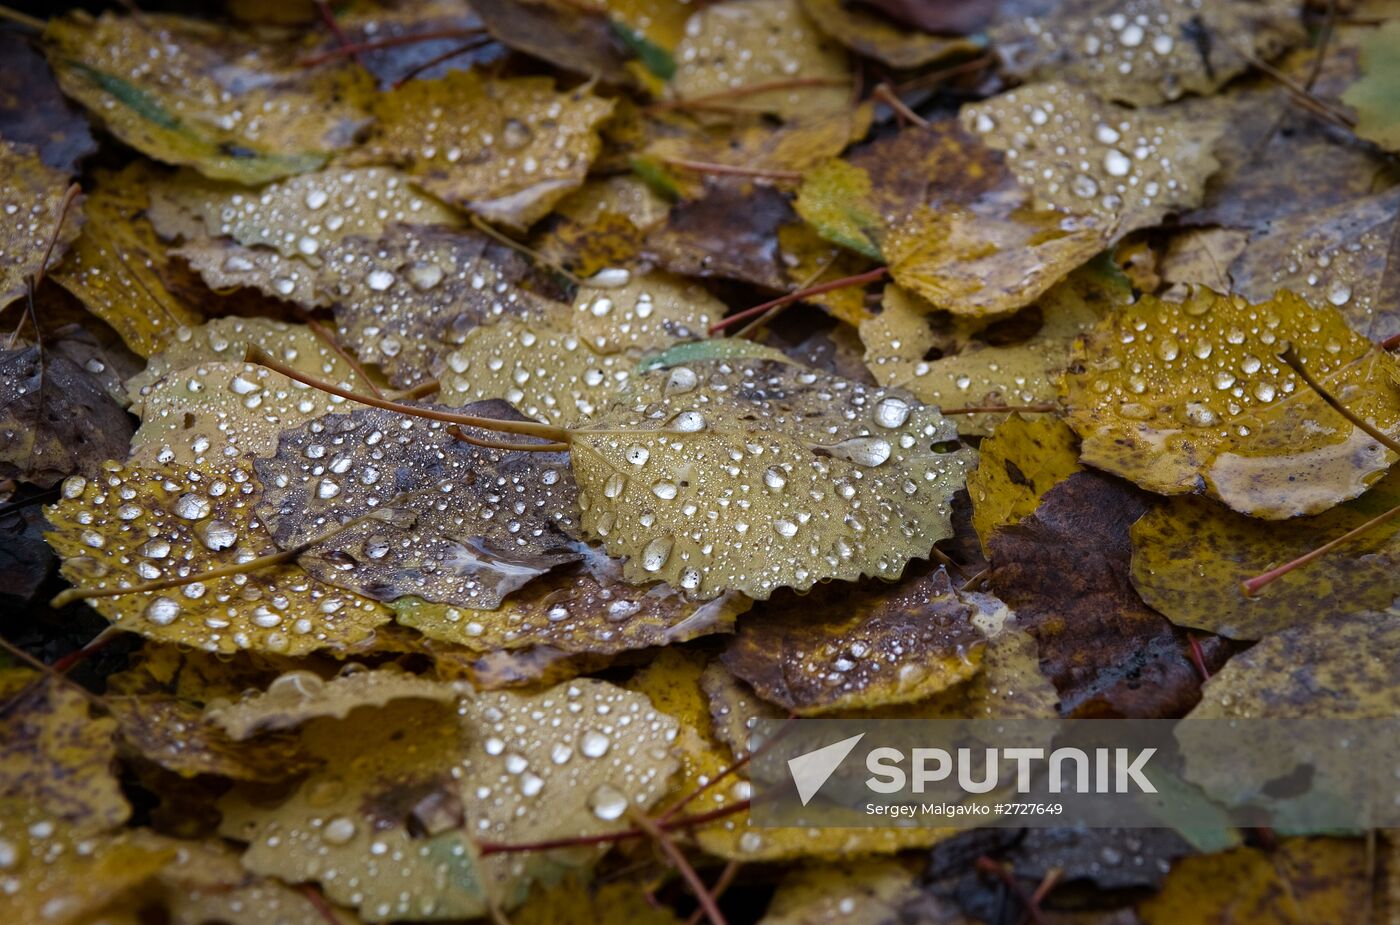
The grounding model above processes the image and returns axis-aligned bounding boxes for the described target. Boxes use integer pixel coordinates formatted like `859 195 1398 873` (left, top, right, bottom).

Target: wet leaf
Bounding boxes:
1062 288 1400 518
801 0 980 68
571 357 974 600
862 265 1128 434
1189 611 1399 719
1139 838 1369 925
967 414 1083 553
1131 473 1400 639
46 461 392 654
721 566 986 714
0 803 173 925
0 139 80 310
1341 21 1400 153
0 344 133 489
533 175 670 276
989 471 1228 717
470 0 633 85
0 672 128 832
961 81 1223 238
646 178 797 290
0 31 97 173
106 695 308 782
45 12 372 183
513 876 683 925
254 402 580 606
205 666 457 739
1228 186 1400 340
393 544 748 655
989 0 1304 106
759 858 926 925
49 164 201 358
669 0 852 123
220 679 679 920
359 71 615 229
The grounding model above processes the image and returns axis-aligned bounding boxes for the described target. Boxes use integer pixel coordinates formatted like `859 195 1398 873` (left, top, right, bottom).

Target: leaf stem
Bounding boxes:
1240 498 1400 597
307 318 385 399
244 346 573 443
475 799 751 855
975 856 1047 925
709 267 889 334
299 27 487 67
1279 347 1400 456
873 83 929 129
447 424 569 453
685 862 741 925
630 808 729 925
391 37 495 89
940 402 1058 415
468 214 586 287
658 159 801 181
9 182 80 349
1186 633 1211 682
0 4 45 30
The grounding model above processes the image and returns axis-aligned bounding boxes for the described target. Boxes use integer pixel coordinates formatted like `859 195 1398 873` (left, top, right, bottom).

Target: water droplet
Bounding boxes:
874 397 911 428
641 537 673 572
322 816 357 845
173 493 211 520
145 597 182 626
825 436 892 467
366 269 395 291
763 466 787 491
651 480 678 500
588 784 628 820
625 445 650 466
666 367 698 393
581 729 611 758
1103 149 1132 177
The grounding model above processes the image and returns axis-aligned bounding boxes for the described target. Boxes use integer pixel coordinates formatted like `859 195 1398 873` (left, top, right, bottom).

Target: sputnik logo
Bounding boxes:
787 733 864 805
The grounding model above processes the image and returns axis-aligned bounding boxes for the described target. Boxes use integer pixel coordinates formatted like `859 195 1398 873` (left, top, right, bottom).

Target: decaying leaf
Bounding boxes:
1341 20 1400 153
1131 473 1400 639
0 31 97 174
967 414 1083 553
358 71 615 229
393 544 748 655
961 82 1223 237
220 679 679 920
255 402 580 607
45 12 371 183
49 164 201 358
861 264 1129 434
646 178 797 290
46 461 392 654
1140 838 1370 925
0 671 128 832
1228 186 1400 340
989 0 1304 106
533 175 670 276
669 0 852 123
1189 611 1398 719
0 139 80 310
105 695 308 782
570 357 975 599
800 0 978 69
1063 288 1400 518
758 858 927 925
512 876 683 925
722 566 986 714
205 666 457 739
470 0 633 86
989 472 1228 717
0 344 133 488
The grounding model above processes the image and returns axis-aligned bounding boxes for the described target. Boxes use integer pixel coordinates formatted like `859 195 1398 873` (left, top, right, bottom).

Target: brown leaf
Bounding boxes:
988 471 1231 717
0 31 96 173
646 178 797 291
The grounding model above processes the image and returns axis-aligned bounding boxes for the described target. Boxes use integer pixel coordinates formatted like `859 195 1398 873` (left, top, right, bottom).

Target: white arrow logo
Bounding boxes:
787 733 865 805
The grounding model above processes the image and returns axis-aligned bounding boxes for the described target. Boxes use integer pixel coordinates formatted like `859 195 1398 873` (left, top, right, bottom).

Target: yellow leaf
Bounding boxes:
1062 288 1400 518
0 139 80 310
359 71 615 229
968 415 1083 554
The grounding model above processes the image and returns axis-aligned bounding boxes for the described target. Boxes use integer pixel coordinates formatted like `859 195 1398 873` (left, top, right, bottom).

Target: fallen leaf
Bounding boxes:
759 858 927 925
997 827 1194 892
49 164 201 358
1139 838 1370 925
357 71 614 229
721 565 986 714
393 544 748 655
961 81 1223 238
801 0 980 68
470 0 633 85
646 178 797 290
0 344 132 489
0 31 96 173
0 671 127 833
967 414 1083 553
513 876 683 925
853 0 995 34
106 695 308 782
254 401 580 606
1062 287 1400 518
0 138 80 310
1341 20 1400 153
1131 473 1400 639
669 0 852 123
571 357 974 599
989 471 1229 717
989 0 1304 106
46 461 392 655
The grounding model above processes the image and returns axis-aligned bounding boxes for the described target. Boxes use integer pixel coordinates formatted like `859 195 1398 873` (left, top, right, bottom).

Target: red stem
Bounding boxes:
1187 634 1211 682
941 402 1058 415
475 799 751 856
660 159 801 181
709 267 889 334
975 857 1047 925
1241 498 1400 596
631 810 728 925
391 37 495 89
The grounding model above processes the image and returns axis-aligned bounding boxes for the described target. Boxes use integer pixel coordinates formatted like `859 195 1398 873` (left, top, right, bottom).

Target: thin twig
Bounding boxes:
469 214 586 287
9 183 80 349
975 857 1047 925
873 83 929 128
50 626 123 675
475 800 751 855
391 36 495 89
314 1 361 67
299 27 487 67
1240 46 1356 130
941 402 1058 416
685 862 741 925
1279 347 1400 455
659 158 801 181
1241 498 1400 597
734 253 834 339
1304 0 1337 92
630 809 728 925
709 267 889 335
307 319 385 399
0 4 45 30
447 424 569 453
894 54 994 94
1186 634 1211 682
